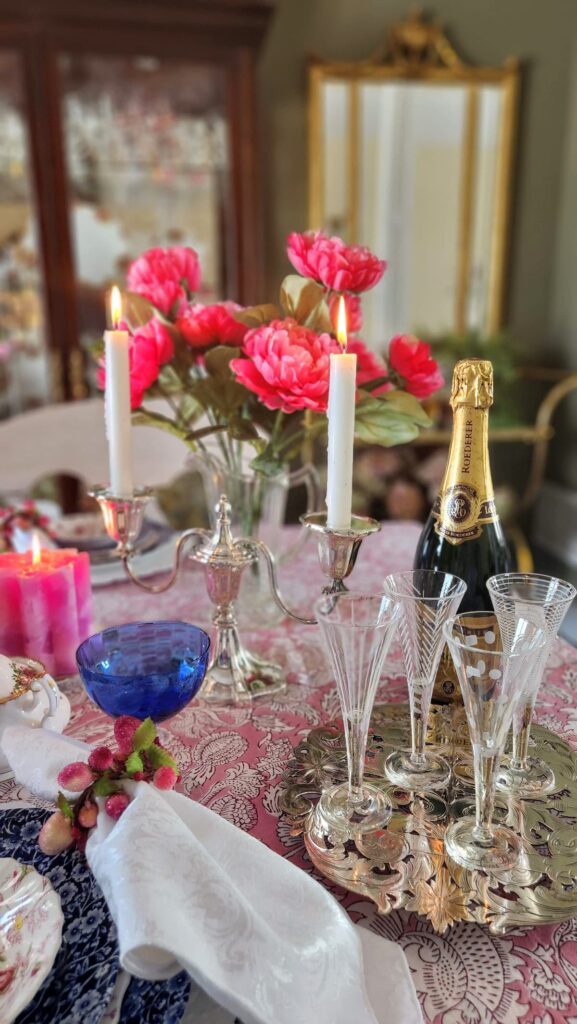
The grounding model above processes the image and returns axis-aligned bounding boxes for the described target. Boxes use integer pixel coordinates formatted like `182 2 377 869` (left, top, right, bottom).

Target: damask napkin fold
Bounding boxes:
1 726 422 1024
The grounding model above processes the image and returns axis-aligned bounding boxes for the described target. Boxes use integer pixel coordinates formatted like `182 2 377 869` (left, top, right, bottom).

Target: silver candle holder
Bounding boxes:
300 512 381 593
91 486 380 705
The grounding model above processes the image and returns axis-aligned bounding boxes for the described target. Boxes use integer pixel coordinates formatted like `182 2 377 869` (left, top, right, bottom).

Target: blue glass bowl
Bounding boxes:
76 621 210 721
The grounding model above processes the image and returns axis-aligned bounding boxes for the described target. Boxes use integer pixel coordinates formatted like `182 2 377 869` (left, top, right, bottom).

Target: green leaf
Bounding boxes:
279 275 332 332
125 751 144 775
178 393 202 426
122 290 155 330
132 409 188 443
132 717 157 752
92 776 118 797
250 449 284 478
354 394 431 447
233 304 280 328
147 744 177 770
379 389 433 428
57 792 74 820
227 415 260 442
197 346 249 417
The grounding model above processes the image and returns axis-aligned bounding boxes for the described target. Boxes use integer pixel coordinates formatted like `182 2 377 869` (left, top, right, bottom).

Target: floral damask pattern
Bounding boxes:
2 524 577 1024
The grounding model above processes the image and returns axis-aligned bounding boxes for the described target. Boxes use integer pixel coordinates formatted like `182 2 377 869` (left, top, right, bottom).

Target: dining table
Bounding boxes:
2 520 577 1024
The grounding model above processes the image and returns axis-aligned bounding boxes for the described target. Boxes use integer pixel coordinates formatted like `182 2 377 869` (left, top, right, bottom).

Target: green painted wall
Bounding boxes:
259 0 577 362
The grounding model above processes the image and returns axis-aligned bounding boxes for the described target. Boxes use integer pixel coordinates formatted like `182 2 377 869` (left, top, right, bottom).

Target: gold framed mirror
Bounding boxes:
308 11 520 346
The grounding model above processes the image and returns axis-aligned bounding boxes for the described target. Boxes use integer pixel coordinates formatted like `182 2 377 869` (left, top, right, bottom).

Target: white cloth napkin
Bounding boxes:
1 726 422 1024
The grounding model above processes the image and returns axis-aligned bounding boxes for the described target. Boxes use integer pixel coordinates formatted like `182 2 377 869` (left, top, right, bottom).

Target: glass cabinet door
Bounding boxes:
0 52 50 414
58 54 231 388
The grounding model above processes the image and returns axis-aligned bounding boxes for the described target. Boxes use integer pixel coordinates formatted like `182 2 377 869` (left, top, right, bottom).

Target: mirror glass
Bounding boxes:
316 74 512 347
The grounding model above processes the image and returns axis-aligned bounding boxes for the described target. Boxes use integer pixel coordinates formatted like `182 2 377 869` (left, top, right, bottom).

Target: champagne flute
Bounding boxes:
314 591 400 838
444 611 546 871
487 572 576 797
383 570 466 790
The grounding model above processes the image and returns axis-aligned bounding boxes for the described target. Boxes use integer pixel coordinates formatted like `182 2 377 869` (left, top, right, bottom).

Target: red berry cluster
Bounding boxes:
38 716 179 856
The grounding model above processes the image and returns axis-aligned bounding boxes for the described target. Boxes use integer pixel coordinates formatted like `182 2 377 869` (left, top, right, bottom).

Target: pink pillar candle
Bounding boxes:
0 548 93 677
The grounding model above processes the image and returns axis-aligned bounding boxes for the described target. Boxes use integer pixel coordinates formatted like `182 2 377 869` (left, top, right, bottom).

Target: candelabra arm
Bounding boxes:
246 539 317 625
121 528 211 594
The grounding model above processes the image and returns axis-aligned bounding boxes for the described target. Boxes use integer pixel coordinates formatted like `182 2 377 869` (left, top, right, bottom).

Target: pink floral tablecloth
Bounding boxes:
3 521 577 1024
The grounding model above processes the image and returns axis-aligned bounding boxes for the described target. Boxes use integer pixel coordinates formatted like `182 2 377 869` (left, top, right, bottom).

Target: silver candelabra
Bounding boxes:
91 486 381 705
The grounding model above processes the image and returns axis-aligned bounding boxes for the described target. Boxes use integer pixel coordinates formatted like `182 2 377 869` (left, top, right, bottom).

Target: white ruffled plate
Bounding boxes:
0 858 63 1023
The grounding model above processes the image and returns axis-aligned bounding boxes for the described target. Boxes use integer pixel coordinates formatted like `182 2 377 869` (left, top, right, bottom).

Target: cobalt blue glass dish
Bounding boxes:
76 620 210 721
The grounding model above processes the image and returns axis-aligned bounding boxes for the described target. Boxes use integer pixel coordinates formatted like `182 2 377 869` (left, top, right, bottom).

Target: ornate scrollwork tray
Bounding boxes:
279 703 577 934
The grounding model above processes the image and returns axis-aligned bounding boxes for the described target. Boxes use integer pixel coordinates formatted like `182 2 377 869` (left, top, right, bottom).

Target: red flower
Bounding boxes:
328 293 363 334
287 231 386 293
127 245 200 315
98 319 174 410
388 335 444 398
230 318 335 414
176 302 248 350
347 338 391 395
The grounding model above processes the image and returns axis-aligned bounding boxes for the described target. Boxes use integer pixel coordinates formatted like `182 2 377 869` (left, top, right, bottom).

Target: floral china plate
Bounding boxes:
0 809 190 1024
0 858 63 1024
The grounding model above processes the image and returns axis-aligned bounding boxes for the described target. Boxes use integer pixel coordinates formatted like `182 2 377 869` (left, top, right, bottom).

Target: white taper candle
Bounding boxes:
326 297 356 529
104 286 133 497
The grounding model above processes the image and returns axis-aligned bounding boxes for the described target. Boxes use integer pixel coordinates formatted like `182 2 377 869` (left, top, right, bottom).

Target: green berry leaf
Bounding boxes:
92 776 119 797
132 718 157 752
57 791 74 820
146 744 177 771
125 751 144 775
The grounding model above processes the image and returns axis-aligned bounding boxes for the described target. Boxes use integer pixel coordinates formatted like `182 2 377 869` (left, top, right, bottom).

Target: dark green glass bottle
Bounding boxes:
414 359 512 700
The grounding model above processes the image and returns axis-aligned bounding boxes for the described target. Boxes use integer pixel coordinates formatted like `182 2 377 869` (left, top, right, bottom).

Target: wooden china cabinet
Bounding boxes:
0 0 273 412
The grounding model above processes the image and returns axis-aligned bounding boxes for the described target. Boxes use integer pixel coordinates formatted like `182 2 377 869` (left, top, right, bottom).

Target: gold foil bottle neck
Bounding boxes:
450 358 494 410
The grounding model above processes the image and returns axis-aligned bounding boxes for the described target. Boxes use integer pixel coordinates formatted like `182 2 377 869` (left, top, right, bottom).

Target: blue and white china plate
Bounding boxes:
0 809 190 1024
0 857 63 1024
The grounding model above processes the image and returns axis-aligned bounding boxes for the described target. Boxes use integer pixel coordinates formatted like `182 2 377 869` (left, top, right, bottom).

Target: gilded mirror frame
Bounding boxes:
308 12 520 334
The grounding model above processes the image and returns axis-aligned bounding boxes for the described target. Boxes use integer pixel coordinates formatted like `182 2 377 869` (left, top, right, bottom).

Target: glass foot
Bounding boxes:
392 788 447 822
314 782 392 838
452 757 475 789
385 749 451 791
496 756 556 798
450 795 508 823
445 815 522 872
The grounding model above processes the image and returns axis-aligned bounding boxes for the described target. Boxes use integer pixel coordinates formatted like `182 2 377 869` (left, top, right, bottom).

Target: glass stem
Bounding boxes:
510 699 534 771
472 745 499 846
345 711 368 804
409 680 428 767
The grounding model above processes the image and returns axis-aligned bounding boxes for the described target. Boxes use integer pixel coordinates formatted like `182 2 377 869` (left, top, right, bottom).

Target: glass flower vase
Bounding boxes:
194 448 320 626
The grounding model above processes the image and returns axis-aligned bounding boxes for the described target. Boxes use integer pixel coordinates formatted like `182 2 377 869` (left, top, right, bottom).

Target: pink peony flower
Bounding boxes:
388 334 444 398
88 746 114 772
176 302 248 350
114 716 142 755
347 338 391 396
38 811 74 855
287 231 386 293
329 293 363 334
98 319 174 410
153 766 178 790
127 246 200 315
105 793 131 820
230 318 335 414
57 761 94 793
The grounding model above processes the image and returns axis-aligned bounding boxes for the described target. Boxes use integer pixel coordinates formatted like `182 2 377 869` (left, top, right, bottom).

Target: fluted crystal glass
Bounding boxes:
314 591 400 837
383 570 467 790
444 611 546 871
487 572 576 797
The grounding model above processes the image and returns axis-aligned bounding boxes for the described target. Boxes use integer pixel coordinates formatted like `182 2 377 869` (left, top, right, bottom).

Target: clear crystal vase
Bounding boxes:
194 449 320 626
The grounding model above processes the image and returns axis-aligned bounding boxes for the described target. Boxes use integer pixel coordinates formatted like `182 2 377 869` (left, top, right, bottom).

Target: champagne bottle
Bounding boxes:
414 358 512 700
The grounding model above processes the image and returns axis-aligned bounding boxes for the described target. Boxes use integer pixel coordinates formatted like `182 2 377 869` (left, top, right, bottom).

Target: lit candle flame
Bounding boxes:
109 286 122 330
336 296 348 350
31 531 42 566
